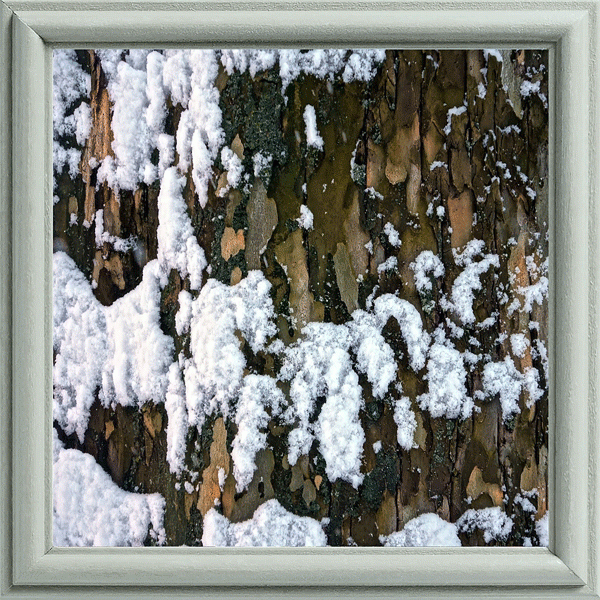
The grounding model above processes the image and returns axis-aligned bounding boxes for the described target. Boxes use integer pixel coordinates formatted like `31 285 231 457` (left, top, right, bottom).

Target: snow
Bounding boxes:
483 49 503 63
383 222 401 248
219 49 385 93
53 431 165 547
377 256 398 274
281 294 428 485
96 49 123 81
102 59 155 190
180 50 224 207
94 209 136 252
297 204 314 230
303 104 324 151
253 151 273 179
380 513 461 547
126 49 151 70
183 271 277 430
156 167 207 290
232 375 285 492
202 499 327 547
53 50 91 139
221 49 278 78
417 331 473 420
175 289 193 336
145 51 167 136
411 250 445 294
534 338 549 381
101 260 174 409
155 135 174 181
393 397 417 451
54 255 283 478
278 49 346 91
456 507 513 543
281 322 356 475
516 270 548 313
521 79 541 98
53 253 174 438
510 333 529 358
72 102 92 146
53 142 81 180
53 252 108 442
482 357 525 420
443 104 467 136
53 50 91 178
373 295 430 372
162 49 192 107
164 361 189 475
449 240 499 326
53 47 547 547
522 366 543 407
342 49 386 83
59 47 385 197
350 310 397 399
536 512 549 547
220 146 244 190
315 352 365 488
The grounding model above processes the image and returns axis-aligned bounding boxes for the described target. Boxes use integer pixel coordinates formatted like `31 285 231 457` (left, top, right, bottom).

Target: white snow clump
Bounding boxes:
202 499 327 547
53 431 166 547
380 513 461 547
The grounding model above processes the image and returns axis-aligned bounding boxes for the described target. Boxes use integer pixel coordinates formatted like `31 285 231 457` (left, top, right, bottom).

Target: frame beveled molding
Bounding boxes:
1 1 598 598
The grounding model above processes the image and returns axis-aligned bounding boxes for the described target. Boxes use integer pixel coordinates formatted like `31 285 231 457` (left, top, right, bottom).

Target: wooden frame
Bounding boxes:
1 1 598 598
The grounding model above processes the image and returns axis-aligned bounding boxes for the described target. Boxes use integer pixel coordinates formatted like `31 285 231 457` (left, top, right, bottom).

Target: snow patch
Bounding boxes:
297 204 314 230
232 375 285 492
380 513 461 547
482 357 542 420
417 331 472 420
383 222 401 248
448 240 499 326
202 499 327 547
53 431 165 547
456 507 513 543
393 397 417 451
411 250 445 294
156 167 207 289
183 271 277 430
303 104 324 151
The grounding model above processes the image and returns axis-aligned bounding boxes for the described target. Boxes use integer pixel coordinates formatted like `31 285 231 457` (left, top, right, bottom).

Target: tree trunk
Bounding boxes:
53 49 549 546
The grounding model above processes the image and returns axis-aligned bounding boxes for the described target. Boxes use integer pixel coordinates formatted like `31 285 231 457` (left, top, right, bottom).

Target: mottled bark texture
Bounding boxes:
54 49 548 546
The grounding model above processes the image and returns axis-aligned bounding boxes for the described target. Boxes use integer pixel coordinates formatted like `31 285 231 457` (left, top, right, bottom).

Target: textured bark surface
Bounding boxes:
53 49 549 546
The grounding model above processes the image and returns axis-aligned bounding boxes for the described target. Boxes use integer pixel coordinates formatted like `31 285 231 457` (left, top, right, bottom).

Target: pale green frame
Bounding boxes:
0 1 598 598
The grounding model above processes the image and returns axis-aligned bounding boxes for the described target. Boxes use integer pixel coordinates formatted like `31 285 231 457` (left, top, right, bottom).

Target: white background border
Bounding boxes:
1 1 598 598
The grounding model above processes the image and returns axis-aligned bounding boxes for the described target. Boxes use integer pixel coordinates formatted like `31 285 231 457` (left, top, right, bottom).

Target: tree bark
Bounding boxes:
54 49 549 546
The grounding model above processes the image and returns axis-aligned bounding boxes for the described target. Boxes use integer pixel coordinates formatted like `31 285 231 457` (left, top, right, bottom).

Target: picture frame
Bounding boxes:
1 0 598 597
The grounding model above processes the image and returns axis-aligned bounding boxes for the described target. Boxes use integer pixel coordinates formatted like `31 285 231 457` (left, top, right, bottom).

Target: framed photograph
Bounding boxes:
1 1 599 598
